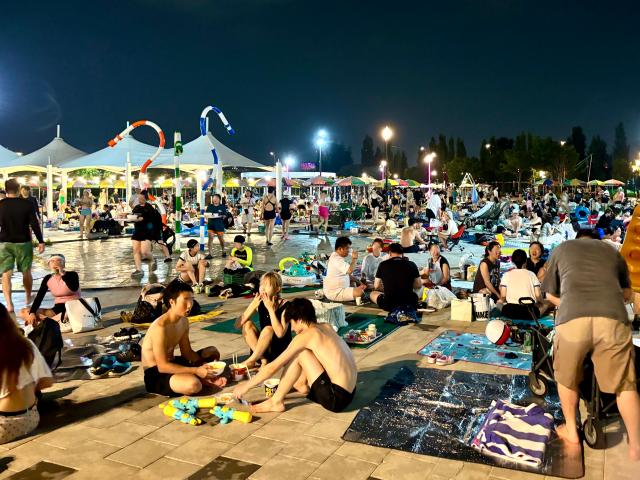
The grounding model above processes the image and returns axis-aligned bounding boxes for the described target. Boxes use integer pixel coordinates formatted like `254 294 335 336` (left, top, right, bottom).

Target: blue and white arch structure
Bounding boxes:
198 106 235 250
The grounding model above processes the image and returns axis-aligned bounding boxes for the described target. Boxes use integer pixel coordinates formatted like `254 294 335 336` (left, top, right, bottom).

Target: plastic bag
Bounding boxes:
426 286 457 309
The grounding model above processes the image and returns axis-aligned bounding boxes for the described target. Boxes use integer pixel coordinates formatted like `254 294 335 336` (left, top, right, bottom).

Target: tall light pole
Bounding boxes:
381 126 393 191
423 152 437 195
380 160 388 191
632 156 640 197
314 129 328 176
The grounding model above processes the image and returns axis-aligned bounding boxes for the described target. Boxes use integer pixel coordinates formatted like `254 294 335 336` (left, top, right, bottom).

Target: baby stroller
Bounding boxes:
521 297 640 449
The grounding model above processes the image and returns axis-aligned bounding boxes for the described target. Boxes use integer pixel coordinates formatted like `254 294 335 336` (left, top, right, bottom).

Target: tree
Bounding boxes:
567 126 587 160
447 137 455 162
612 122 631 180
587 136 610 180
437 134 448 165
373 146 383 165
360 135 374 167
398 151 408 177
428 137 437 153
323 142 352 173
455 138 467 158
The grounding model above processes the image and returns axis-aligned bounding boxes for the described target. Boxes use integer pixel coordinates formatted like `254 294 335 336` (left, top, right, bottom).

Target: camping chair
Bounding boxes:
449 226 465 251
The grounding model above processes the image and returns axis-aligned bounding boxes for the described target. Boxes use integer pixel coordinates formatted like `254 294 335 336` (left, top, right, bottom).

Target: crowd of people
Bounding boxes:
1 176 640 462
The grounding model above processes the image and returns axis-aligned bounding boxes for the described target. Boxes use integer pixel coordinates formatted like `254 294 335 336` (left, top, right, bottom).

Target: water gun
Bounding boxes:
160 403 203 425
210 406 253 424
168 397 218 415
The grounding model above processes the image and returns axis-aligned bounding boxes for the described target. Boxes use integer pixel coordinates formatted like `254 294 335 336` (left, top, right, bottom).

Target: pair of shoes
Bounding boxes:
164 257 172 263
120 311 133 323
193 283 204 294
88 355 133 379
113 327 141 341
426 351 454 366
205 254 213 260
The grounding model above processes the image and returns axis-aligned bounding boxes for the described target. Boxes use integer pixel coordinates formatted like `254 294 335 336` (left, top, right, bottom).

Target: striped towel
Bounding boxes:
471 399 554 467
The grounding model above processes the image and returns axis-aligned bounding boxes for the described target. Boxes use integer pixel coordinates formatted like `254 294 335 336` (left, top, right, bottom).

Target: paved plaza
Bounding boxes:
0 231 633 480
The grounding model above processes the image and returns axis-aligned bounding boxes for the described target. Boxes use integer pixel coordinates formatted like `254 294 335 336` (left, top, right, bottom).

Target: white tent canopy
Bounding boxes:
152 132 268 171
59 136 173 173
1 127 86 174
0 144 18 165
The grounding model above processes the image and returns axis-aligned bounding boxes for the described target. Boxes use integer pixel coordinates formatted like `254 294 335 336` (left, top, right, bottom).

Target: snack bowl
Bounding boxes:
207 361 226 376
230 363 248 382
217 392 235 404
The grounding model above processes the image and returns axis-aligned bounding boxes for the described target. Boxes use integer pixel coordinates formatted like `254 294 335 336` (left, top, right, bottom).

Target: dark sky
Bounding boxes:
1 0 639 166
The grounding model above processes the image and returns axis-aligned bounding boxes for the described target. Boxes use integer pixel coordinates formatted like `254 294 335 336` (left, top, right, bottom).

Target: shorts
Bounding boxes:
375 293 417 312
143 347 219 397
0 242 33 273
131 231 152 242
80 208 92 216
402 244 420 253
502 303 539 320
0 404 39 444
323 287 355 302
318 206 330 219
554 317 636 394
264 210 276 221
307 371 355 413
280 211 292 221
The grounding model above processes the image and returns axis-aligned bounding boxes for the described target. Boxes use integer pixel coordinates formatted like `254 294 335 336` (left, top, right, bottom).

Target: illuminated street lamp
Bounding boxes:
423 152 437 194
560 140 566 146
283 155 295 180
314 130 328 176
381 126 393 191
393 173 399 179
380 159 388 191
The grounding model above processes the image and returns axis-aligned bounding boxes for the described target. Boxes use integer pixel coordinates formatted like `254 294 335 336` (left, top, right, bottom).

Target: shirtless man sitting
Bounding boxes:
400 218 427 253
233 298 357 413
142 280 227 396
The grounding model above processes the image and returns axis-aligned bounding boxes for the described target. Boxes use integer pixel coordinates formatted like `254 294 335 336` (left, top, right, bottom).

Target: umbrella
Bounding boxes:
254 177 296 187
565 178 586 187
304 176 335 186
542 179 555 187
603 179 624 186
396 179 409 187
113 180 126 188
99 179 113 188
375 179 399 187
405 179 421 187
587 180 604 186
336 176 366 187
224 178 249 188
158 179 174 188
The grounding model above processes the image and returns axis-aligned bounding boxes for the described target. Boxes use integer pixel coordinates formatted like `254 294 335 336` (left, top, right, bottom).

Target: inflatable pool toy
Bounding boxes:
108 120 167 223
620 205 640 292
279 257 299 271
575 205 590 222
485 319 510 345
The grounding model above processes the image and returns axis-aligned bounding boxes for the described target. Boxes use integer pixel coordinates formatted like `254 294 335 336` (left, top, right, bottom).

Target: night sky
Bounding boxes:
1 0 639 165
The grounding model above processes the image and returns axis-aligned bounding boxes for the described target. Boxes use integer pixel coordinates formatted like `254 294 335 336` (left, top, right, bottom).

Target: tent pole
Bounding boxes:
46 159 54 220
197 171 205 252
126 152 132 207
174 132 183 251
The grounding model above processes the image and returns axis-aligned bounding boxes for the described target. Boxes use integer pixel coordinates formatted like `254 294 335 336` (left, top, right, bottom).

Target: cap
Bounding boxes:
48 254 65 264
233 235 246 244
186 239 199 249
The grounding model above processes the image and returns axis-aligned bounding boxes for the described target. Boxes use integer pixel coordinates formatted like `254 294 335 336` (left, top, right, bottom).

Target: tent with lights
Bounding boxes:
1 126 86 174
0 144 18 165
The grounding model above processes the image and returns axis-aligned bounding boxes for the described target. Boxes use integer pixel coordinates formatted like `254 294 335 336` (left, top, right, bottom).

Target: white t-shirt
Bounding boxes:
500 269 540 305
427 194 441 216
0 339 52 399
324 252 351 291
443 218 458 236
360 252 388 282
179 250 206 266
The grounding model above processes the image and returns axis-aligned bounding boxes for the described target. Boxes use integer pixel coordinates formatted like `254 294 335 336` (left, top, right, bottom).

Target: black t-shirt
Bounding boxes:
376 257 420 305
526 258 546 276
257 301 291 362
132 203 158 237
0 197 44 243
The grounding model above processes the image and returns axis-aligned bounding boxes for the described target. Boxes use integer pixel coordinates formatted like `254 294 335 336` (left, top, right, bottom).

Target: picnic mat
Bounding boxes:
499 314 555 329
418 330 532 370
203 312 399 349
343 368 584 479
282 285 320 294
132 307 223 328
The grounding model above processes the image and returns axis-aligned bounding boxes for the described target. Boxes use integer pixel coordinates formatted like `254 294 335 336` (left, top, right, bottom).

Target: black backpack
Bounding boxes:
28 317 63 369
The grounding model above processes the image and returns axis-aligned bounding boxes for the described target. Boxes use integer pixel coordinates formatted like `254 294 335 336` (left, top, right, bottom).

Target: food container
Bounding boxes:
126 214 139 221
367 323 377 338
230 363 247 382
206 361 226 376
264 378 280 398
217 393 235 405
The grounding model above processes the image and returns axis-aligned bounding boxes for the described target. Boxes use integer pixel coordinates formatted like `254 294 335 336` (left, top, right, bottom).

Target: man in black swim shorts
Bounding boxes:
233 298 357 413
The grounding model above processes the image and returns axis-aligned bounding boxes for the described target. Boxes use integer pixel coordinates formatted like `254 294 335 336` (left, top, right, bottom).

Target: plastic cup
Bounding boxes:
264 378 280 398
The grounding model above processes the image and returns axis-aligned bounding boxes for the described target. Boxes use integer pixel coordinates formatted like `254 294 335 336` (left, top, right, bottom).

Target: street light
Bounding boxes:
314 130 328 176
423 152 437 194
560 140 566 146
381 126 393 191
283 155 295 180
380 159 388 191
393 173 399 179
485 143 491 150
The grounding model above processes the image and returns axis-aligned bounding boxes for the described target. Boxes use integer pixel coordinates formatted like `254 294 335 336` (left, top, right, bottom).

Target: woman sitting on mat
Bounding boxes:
235 272 291 368
499 249 543 319
0 303 54 444
421 243 451 291
224 235 253 275
20 254 80 327
473 241 502 302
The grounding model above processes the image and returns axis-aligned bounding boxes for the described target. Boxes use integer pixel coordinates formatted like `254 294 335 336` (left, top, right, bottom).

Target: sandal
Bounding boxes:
436 354 454 366
113 328 131 341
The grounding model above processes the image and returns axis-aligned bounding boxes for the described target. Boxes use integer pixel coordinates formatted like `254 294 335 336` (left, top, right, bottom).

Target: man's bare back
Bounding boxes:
141 314 189 369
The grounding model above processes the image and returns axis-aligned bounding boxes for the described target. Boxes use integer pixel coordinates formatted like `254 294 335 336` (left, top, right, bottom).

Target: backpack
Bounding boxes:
385 305 419 326
28 317 63 369
149 205 163 240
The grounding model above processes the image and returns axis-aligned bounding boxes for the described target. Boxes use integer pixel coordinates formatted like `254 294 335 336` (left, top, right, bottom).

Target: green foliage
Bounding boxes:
567 126 587 159
455 138 467 158
360 135 375 167
612 122 631 180
587 136 610 180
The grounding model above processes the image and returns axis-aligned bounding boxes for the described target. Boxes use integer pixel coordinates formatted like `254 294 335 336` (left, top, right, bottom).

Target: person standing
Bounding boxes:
278 194 295 240
77 189 94 239
542 230 640 460
426 190 442 221
205 193 227 259
19 186 40 219
261 187 278 246
0 180 45 312
129 190 157 276
240 190 256 236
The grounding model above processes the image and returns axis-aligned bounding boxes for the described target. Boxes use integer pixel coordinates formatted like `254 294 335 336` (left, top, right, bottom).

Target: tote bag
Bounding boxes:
66 297 102 333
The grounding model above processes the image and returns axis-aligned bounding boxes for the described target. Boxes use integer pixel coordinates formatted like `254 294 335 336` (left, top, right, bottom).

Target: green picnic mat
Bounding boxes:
203 312 398 349
202 313 258 334
282 285 320 294
339 313 400 349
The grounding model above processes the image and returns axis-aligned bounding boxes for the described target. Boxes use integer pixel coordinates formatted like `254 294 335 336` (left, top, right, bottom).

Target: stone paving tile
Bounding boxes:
334 442 389 464
489 466 544 480
280 434 343 464
135 457 202 480
305 417 352 442
308 453 377 480
223 435 287 465
80 407 140 429
252 417 313 443
248 454 320 480
278 400 328 424
127 405 175 428
96 421 160 447
165 436 235 466
429 458 465 478
1 461 76 480
370 451 435 480
35 424 103 449
144 420 205 446
106 438 174 468
187 456 260 480
64 460 139 479
455 463 492 480
200 418 263 444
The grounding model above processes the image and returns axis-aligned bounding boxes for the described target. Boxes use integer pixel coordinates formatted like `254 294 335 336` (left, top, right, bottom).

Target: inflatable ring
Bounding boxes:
279 257 299 271
575 205 589 221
